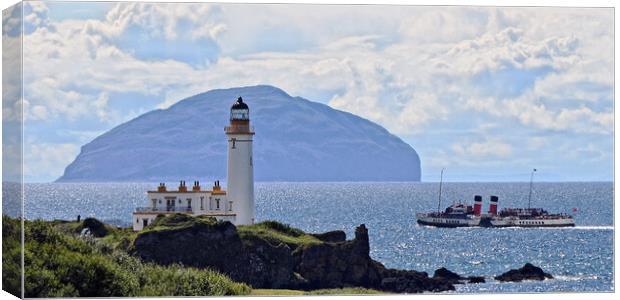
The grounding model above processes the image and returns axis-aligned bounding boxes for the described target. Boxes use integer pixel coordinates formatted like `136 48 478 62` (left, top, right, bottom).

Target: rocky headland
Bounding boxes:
4 214 556 297
126 214 553 293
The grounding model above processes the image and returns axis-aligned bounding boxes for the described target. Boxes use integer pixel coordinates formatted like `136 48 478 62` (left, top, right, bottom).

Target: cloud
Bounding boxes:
467 91 614 134
23 143 80 182
527 137 547 150
13 3 614 181
452 139 513 159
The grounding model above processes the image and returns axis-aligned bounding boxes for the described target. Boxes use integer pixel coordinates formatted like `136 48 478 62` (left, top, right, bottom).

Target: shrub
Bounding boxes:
11 216 251 297
79 217 109 237
2 215 22 297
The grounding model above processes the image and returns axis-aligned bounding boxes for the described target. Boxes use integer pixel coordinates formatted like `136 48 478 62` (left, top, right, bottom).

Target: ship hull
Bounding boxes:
416 214 575 228
490 217 575 227
416 214 481 227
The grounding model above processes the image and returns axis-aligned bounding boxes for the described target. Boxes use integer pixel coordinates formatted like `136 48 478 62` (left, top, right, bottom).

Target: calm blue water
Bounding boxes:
3 181 614 293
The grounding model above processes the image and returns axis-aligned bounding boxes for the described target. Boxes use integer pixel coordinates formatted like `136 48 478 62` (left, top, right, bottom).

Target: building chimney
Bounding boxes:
192 180 201 192
489 195 498 215
157 183 167 192
179 180 187 192
473 195 483 216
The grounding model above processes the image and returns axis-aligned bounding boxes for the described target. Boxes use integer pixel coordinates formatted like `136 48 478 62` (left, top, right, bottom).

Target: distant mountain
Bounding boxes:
57 85 421 182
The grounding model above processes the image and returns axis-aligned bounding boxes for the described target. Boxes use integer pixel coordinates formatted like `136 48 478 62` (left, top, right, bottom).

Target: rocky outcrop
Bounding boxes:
131 216 459 293
494 263 553 282
131 216 548 293
131 216 297 289
433 267 463 283
293 225 382 289
432 267 486 284
310 230 346 243
378 268 455 293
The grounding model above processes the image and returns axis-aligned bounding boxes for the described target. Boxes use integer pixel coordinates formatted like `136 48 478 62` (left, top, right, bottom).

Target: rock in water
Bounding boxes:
467 276 486 283
433 267 463 283
57 85 421 182
494 263 553 282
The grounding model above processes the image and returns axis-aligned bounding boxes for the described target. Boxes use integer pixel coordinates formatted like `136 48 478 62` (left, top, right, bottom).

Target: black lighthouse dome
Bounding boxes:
231 97 249 110
230 97 249 121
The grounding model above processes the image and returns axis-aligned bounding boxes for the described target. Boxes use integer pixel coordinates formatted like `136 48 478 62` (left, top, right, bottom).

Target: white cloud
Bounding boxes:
23 143 80 182
452 139 513 159
527 137 547 150
83 2 225 42
21 4 613 137
465 91 614 134
13 3 614 181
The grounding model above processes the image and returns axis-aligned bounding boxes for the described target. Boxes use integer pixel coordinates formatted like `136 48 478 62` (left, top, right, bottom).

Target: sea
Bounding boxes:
2 181 614 293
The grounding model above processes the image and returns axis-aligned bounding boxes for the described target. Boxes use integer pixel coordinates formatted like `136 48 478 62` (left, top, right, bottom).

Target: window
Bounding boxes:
229 201 233 211
152 199 157 208
200 197 204 210
187 199 192 209
216 199 220 210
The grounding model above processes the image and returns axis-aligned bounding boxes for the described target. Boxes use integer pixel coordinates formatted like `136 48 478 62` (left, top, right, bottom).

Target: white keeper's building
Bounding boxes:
132 97 255 231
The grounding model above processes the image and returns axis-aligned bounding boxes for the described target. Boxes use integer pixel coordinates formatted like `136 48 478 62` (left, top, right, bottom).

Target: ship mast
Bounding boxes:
437 168 444 214
527 168 537 209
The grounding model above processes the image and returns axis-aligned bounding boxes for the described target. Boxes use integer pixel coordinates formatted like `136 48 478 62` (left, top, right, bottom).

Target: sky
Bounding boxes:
1 1 614 182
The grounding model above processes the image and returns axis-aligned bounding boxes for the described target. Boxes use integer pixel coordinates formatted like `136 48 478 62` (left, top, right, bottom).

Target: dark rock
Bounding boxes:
379 268 455 293
310 230 346 243
494 263 553 282
80 218 108 237
132 218 295 289
131 217 460 293
433 267 463 283
293 224 381 289
467 276 486 283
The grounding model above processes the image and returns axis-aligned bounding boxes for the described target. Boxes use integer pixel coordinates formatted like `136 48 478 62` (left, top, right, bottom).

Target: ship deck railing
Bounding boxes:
416 212 475 219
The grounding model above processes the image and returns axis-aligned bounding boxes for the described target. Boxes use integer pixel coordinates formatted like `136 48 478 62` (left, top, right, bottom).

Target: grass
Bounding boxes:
3 215 383 297
2 215 251 297
251 287 386 295
237 220 323 248
140 214 223 233
251 289 305 295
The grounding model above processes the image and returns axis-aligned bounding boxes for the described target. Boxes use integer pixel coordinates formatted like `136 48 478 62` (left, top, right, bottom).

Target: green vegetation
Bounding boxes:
3 215 387 297
305 287 386 295
237 220 323 248
142 214 225 233
251 287 385 295
250 289 305 295
2 216 22 297
2 215 250 297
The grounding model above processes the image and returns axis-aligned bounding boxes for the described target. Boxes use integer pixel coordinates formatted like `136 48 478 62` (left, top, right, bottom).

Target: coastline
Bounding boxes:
3 214 561 297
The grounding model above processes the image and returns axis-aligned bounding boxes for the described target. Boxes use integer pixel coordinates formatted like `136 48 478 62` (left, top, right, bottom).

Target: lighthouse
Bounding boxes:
225 97 255 225
131 96 256 230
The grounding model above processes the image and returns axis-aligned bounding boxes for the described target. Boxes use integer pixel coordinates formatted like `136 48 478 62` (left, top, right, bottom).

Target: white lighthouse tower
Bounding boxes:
225 97 255 225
